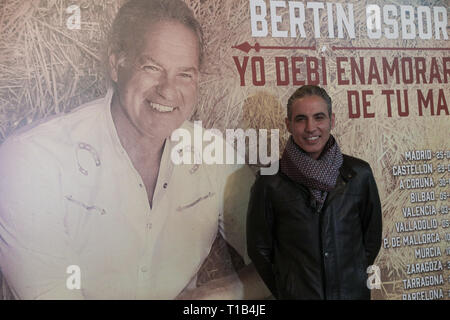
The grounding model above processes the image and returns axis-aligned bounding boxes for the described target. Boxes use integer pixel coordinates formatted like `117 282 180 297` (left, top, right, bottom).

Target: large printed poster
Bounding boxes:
0 0 448 300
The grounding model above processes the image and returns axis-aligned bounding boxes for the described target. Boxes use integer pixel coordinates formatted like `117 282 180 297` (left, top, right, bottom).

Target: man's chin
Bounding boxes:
139 124 178 141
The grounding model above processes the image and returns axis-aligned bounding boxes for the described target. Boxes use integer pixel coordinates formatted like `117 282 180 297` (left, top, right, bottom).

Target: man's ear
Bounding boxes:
331 113 336 130
108 50 120 83
285 117 292 134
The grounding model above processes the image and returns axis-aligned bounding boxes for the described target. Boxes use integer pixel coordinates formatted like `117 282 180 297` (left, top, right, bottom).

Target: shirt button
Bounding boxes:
139 183 143 188
140 266 148 273
163 183 168 189
324 252 329 258
146 223 152 230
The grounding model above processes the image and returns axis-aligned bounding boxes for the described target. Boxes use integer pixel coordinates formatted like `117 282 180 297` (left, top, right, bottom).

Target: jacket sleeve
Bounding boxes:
246 174 277 297
361 167 382 266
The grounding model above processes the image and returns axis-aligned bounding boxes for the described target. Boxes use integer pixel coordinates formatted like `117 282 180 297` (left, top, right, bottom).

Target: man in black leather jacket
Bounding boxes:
247 85 382 299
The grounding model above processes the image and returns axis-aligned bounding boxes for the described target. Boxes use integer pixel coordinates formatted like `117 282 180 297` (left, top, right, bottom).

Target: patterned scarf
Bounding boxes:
280 135 343 211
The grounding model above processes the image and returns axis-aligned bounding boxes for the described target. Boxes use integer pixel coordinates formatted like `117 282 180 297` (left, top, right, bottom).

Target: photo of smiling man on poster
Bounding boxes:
0 0 270 300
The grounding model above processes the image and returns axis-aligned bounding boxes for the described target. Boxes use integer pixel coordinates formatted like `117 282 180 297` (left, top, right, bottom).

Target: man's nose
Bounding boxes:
305 119 315 132
156 73 177 100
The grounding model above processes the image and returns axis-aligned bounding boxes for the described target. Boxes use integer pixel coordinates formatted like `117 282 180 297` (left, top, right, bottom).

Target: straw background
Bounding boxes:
0 0 449 299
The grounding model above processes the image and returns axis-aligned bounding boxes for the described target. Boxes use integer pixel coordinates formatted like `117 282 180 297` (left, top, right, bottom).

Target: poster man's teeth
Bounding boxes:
307 136 319 141
151 102 175 112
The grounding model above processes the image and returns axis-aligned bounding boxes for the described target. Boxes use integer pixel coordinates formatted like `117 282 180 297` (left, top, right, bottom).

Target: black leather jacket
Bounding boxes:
247 155 382 299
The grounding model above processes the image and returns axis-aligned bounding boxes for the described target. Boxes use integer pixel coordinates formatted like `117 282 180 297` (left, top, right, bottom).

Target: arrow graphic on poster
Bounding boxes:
232 41 316 53
332 46 450 51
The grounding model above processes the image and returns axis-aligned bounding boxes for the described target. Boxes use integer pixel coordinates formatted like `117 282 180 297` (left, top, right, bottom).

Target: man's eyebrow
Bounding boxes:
137 55 198 73
294 112 327 118
136 55 162 68
178 66 199 73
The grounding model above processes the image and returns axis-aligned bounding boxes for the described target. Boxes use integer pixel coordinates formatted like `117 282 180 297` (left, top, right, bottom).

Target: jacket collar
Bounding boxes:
323 155 356 207
339 155 356 183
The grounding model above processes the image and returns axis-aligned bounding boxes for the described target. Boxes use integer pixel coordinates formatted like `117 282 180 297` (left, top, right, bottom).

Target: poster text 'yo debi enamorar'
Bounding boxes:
233 1 449 119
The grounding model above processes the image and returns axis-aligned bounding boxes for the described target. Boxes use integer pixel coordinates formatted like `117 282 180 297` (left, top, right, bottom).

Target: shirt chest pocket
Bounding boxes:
173 191 219 233
170 165 221 222
63 193 103 252
175 191 216 213
161 190 219 253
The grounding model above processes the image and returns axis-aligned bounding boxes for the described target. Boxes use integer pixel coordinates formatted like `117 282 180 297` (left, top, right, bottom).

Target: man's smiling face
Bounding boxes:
110 20 200 141
285 95 335 160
